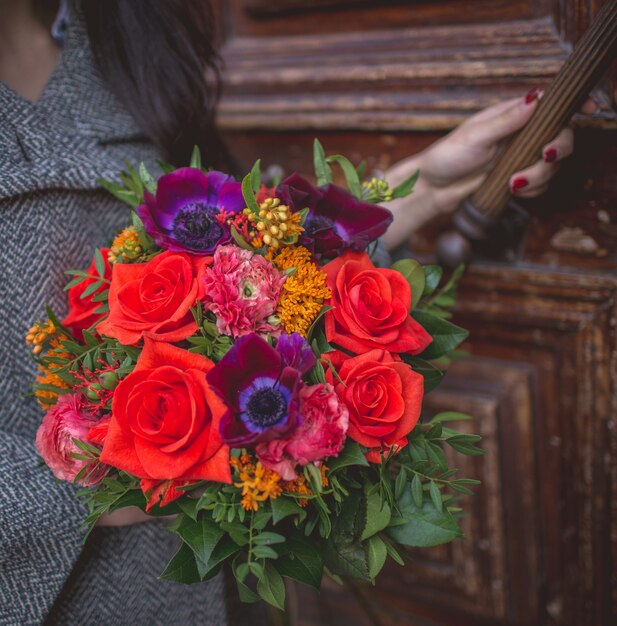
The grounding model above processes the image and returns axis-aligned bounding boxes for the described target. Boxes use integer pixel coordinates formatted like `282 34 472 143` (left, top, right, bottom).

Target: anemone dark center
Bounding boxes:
304 214 335 236
172 202 223 250
245 387 287 428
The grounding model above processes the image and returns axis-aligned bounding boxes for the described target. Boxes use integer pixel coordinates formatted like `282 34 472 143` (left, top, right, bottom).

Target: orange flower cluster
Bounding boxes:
231 454 283 512
273 245 331 337
26 320 71 409
108 226 143 264
282 465 329 507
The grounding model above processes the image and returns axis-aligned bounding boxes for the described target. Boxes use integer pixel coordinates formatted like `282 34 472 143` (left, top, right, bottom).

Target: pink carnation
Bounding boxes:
256 383 349 480
35 393 107 487
200 245 286 338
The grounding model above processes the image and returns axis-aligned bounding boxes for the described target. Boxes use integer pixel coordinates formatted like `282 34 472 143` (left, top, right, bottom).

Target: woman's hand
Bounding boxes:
383 90 598 250
96 507 154 527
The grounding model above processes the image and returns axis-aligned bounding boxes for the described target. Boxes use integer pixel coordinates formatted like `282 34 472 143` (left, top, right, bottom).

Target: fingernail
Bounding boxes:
524 88 543 105
511 177 529 191
544 147 558 162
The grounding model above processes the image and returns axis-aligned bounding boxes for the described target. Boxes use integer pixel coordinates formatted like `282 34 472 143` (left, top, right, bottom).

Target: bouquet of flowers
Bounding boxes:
28 141 482 609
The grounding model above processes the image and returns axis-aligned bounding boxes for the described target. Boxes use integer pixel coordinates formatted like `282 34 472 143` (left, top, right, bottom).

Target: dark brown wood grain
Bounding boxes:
215 1 617 624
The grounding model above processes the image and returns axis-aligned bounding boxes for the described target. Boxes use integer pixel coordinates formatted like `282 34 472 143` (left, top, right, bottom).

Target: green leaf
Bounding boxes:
328 441 369 473
253 531 286 546
271 498 307 525
390 169 419 200
313 139 332 186
386 490 462 548
81 280 103 299
159 542 201 584
429 481 443 513
360 490 391 541
402 355 445 393
446 435 485 457
422 265 443 297
411 474 423 507
324 538 370 581
139 163 157 194
394 467 407 500
326 154 362 198
412 310 469 360
242 171 260 214
356 160 367 181
93 248 106 279
176 498 199 521
257 561 286 610
97 178 140 208
383 540 405 566
275 533 324 590
232 556 260 603
174 515 225 578
425 440 448 471
253 545 279 559
250 159 262 195
391 259 425 310
429 411 473 424
190 146 202 170
366 535 388 579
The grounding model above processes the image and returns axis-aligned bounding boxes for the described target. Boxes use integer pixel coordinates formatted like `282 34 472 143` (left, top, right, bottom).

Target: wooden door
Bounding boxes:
214 1 617 625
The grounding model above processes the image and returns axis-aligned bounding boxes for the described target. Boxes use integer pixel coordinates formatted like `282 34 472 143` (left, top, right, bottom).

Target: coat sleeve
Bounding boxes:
0 431 87 626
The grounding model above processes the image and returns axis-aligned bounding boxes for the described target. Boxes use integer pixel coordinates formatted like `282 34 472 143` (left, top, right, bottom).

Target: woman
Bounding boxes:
0 1 594 625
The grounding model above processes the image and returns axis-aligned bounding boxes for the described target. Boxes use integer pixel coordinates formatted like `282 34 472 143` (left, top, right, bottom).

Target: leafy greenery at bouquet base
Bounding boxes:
30 140 482 611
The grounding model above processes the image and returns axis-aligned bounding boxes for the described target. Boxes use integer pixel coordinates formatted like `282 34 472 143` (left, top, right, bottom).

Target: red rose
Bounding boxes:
63 248 111 340
323 251 432 355
97 251 209 345
326 349 424 460
98 339 231 507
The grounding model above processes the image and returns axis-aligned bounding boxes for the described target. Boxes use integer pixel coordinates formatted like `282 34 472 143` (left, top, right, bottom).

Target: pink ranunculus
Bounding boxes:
200 245 286 338
35 393 107 487
256 383 349 480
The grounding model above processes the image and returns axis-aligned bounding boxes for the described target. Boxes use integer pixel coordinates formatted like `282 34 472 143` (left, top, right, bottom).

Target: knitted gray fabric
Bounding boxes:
0 8 235 626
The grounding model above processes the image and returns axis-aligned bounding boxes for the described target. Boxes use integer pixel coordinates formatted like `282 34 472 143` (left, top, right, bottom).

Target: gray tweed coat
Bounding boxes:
0 8 264 626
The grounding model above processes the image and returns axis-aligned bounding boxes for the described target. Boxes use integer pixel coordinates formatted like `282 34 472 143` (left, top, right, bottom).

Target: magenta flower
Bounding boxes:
35 393 107 487
137 168 245 254
200 245 286 338
278 173 393 260
256 383 349 480
206 333 306 446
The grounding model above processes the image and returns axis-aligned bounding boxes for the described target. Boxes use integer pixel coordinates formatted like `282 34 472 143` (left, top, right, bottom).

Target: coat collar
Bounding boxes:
0 3 153 200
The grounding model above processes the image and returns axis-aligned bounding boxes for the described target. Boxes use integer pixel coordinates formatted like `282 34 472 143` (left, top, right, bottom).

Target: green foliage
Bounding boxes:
325 154 362 198
313 139 332 186
386 491 462 548
391 258 425 310
390 169 420 200
190 146 202 170
412 310 468 361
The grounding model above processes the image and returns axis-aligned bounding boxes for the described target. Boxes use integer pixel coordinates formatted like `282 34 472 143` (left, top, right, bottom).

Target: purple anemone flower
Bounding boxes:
278 173 393 260
206 333 308 447
276 332 316 375
137 167 245 255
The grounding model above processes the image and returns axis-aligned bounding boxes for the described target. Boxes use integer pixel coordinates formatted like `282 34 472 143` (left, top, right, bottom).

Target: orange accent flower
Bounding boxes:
108 226 143 263
281 474 313 507
232 455 283 511
27 320 73 409
273 245 331 337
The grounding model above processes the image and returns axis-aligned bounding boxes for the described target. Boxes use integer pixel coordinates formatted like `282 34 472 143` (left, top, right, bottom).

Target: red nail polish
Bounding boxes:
544 148 558 162
511 177 529 191
524 88 541 104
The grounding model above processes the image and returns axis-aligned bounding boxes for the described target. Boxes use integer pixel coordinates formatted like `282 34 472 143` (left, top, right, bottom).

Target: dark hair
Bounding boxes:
79 0 232 168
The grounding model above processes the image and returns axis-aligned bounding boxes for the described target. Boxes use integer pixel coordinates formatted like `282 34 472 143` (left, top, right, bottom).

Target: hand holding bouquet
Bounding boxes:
28 141 482 609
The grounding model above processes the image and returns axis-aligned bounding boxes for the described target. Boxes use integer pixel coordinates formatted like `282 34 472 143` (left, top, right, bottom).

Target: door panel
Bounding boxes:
215 1 617 624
